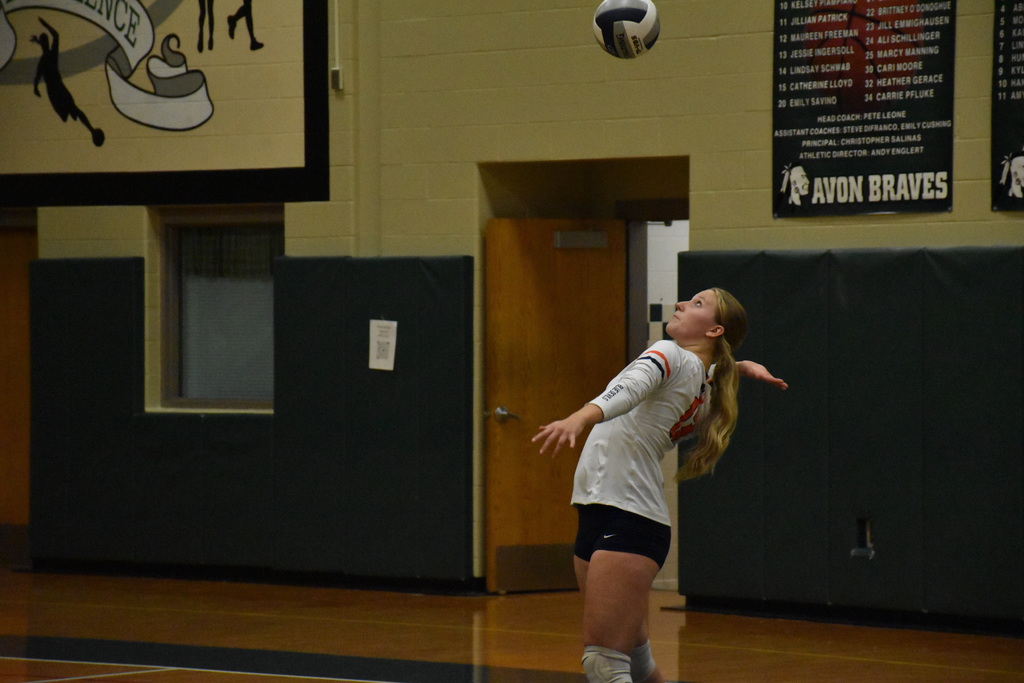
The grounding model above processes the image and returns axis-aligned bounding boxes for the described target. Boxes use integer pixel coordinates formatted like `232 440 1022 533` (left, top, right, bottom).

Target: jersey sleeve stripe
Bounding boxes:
640 349 671 379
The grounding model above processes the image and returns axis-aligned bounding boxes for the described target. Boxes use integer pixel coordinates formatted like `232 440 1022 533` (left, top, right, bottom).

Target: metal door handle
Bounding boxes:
493 406 521 423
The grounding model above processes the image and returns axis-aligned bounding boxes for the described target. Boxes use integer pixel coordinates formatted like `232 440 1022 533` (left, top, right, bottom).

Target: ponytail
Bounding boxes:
675 288 746 482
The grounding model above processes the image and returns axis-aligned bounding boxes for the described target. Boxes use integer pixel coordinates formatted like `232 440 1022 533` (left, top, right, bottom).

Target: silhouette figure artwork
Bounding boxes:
198 0 214 52
31 17 104 147
228 0 263 51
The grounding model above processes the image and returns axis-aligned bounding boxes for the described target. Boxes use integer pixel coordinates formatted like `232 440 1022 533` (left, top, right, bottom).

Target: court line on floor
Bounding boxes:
670 639 1024 677
1 656 404 683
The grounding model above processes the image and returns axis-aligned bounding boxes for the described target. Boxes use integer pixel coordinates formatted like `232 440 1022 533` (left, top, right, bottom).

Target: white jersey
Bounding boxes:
571 340 708 526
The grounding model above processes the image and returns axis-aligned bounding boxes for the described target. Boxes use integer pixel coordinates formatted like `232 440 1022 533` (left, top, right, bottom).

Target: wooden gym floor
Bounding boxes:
0 568 1022 682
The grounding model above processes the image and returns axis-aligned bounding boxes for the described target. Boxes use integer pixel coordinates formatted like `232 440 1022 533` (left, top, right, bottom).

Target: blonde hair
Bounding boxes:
675 287 747 481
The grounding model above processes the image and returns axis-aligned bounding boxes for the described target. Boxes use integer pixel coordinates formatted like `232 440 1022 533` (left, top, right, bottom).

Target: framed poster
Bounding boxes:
992 0 1024 210
0 0 328 206
772 0 956 218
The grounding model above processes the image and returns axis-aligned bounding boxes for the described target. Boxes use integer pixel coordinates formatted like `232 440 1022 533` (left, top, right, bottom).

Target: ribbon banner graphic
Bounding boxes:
0 0 213 130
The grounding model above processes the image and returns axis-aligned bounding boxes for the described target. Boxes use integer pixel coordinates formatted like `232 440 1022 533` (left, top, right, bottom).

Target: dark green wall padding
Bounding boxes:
677 248 1024 620
30 256 474 585
30 249 1023 613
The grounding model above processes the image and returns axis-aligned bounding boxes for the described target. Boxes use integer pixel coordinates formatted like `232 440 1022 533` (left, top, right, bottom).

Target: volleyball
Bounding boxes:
593 0 660 59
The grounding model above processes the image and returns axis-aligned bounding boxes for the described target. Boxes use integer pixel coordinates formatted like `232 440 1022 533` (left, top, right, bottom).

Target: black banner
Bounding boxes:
992 1 1024 210
772 1 956 218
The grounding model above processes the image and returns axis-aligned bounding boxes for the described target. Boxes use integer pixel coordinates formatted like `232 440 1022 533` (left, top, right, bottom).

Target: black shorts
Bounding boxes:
573 504 672 569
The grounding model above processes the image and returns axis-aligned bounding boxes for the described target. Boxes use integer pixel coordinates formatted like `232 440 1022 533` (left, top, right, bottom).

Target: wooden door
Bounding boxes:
484 218 626 592
0 227 37 528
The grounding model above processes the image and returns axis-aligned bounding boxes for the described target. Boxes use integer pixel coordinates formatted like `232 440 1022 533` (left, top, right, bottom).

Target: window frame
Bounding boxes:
158 205 284 412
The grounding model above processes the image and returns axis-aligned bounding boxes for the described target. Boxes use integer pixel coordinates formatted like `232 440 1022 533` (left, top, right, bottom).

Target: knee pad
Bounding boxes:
582 645 632 682
630 640 656 682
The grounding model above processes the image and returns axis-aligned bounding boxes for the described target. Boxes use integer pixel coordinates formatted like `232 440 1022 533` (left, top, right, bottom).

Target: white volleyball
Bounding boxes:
593 0 660 59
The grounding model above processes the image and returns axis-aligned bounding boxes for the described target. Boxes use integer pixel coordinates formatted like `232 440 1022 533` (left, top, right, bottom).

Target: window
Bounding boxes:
160 206 283 410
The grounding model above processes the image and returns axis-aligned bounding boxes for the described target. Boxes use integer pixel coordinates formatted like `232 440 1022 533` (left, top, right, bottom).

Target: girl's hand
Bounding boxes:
737 360 788 390
532 419 583 456
532 404 604 456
